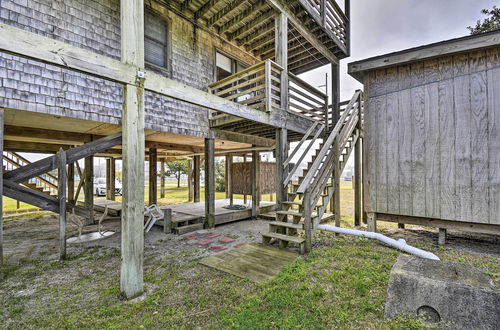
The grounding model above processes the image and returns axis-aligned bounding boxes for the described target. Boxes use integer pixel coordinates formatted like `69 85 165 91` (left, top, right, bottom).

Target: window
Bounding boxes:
215 51 247 80
145 11 169 69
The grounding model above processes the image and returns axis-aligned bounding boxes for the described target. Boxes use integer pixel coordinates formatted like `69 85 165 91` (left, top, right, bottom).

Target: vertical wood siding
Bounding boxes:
365 47 500 225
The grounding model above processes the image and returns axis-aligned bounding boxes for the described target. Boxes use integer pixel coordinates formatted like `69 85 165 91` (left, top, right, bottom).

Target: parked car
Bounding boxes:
94 178 122 196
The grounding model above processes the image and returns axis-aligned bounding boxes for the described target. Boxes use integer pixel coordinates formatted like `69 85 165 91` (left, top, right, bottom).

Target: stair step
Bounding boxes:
173 223 203 235
276 210 318 218
282 201 303 207
261 232 305 244
269 221 303 230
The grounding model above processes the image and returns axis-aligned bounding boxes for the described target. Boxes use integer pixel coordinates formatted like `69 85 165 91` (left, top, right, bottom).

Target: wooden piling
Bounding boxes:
194 155 200 203
57 148 67 260
149 148 157 205
204 138 215 228
84 156 94 225
252 150 260 218
160 159 166 199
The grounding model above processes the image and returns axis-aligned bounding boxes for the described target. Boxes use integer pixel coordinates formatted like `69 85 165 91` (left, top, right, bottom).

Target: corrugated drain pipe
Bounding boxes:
317 225 440 261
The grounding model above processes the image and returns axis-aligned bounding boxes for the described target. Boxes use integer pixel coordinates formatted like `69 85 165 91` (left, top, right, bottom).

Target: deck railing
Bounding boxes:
208 59 328 125
299 0 349 51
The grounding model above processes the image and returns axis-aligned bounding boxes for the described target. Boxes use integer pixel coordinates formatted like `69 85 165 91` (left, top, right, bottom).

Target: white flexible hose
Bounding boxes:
317 224 440 261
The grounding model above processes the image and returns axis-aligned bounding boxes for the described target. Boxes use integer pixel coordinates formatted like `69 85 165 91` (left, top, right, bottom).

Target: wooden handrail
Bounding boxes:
296 90 361 194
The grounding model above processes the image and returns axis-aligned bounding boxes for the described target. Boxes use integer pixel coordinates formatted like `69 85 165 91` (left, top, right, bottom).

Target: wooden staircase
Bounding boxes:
262 91 363 254
3 151 59 198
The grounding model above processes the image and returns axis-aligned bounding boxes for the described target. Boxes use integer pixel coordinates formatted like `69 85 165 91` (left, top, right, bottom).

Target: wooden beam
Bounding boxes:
275 12 289 112
84 156 94 225
212 130 275 147
107 158 116 201
331 62 340 127
208 0 246 26
229 10 275 41
252 150 261 218
194 0 221 20
68 162 75 205
57 149 67 260
120 0 145 300
267 0 338 65
204 138 215 228
194 155 201 203
218 0 267 33
228 154 233 205
149 148 158 205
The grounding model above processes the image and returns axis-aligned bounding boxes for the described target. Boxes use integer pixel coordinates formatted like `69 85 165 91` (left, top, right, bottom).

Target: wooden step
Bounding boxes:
261 232 305 245
269 221 303 230
276 210 318 218
173 223 203 235
282 201 303 207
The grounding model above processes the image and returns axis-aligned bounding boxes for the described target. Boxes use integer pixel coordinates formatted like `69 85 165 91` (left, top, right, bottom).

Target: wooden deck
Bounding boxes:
92 199 276 225
199 243 298 282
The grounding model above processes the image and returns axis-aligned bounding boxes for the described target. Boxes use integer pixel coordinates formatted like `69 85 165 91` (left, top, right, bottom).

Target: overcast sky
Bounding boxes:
301 0 499 100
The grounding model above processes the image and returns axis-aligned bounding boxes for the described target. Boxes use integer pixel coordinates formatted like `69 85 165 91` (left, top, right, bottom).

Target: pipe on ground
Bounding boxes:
317 224 440 261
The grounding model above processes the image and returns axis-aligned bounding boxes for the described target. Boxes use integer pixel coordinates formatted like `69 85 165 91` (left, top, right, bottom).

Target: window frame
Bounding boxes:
213 48 249 82
144 9 172 76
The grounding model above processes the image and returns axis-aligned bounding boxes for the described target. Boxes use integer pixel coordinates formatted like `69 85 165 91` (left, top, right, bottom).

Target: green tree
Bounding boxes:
468 6 500 34
165 160 189 188
215 159 226 193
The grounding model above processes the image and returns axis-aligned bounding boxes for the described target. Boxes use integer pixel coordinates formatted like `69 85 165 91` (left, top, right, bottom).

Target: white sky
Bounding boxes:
300 0 498 100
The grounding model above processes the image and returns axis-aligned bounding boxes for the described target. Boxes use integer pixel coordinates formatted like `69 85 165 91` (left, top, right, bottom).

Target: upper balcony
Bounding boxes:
208 59 329 141
161 0 350 74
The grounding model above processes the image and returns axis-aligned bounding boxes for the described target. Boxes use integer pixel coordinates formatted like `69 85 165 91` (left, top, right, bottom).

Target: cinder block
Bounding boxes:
385 255 500 329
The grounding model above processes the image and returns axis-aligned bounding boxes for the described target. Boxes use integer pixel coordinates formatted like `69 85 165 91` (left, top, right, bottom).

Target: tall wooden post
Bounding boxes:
331 61 340 226
106 158 116 200
275 128 287 209
160 159 166 199
120 0 145 299
227 155 233 206
84 156 94 225
193 155 200 203
68 162 75 205
354 122 362 226
243 155 247 204
0 109 4 268
224 155 229 198
251 150 260 218
275 12 288 110
204 138 215 228
57 149 67 260
148 148 157 205
188 159 194 202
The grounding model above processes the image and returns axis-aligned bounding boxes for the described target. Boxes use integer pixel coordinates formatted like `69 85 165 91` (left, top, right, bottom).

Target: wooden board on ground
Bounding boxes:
93 199 122 217
199 243 298 282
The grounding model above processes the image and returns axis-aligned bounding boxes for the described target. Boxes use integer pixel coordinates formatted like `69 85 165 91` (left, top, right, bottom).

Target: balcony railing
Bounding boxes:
299 0 349 52
208 59 328 125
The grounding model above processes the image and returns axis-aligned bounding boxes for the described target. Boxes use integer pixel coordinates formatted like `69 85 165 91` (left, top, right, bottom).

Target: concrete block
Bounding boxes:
385 255 500 329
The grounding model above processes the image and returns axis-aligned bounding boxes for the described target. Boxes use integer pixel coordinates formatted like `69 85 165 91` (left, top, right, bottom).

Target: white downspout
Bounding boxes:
317 224 440 261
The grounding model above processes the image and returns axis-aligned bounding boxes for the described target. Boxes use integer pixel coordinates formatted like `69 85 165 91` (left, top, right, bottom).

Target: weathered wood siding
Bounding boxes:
0 0 258 137
364 47 500 226
231 162 276 195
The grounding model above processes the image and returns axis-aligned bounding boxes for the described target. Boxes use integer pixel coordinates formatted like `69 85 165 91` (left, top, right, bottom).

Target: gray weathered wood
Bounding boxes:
84 156 94 225
487 66 500 225
120 0 145 300
367 212 377 232
149 148 158 205
438 228 447 246
205 138 215 228
163 208 172 234
252 150 260 218
227 155 233 205
68 162 75 205
386 68 399 215
58 149 67 261
194 155 201 203
397 65 412 215
275 128 287 209
275 12 288 111
160 160 166 199
188 159 194 202
0 109 3 267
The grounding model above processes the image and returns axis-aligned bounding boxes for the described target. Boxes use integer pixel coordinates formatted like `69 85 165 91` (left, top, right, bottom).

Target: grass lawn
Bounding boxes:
1 181 498 329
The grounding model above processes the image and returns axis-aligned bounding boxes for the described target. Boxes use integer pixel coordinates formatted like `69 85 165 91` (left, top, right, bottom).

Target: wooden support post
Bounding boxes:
204 138 215 228
193 155 200 203
163 208 172 234
84 156 94 225
438 228 447 246
0 109 4 268
331 62 340 127
303 189 312 253
67 162 75 205
160 159 166 199
120 0 145 299
243 155 247 204
106 158 112 200
354 137 362 226
275 12 288 111
398 223 405 229
57 148 67 261
148 148 157 205
188 159 194 202
275 128 287 209
333 140 341 228
252 150 260 218
227 155 233 206
109 158 116 201
367 213 377 232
